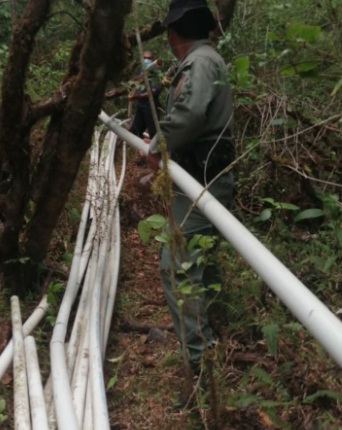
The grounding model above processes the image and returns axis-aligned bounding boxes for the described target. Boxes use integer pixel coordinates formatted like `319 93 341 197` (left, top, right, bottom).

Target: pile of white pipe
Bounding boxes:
0 126 126 429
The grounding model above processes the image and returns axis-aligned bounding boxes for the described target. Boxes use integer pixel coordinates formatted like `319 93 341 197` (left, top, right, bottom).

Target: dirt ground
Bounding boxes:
1 147 341 430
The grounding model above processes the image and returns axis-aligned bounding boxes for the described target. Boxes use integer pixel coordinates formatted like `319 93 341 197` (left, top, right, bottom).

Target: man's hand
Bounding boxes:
147 152 161 171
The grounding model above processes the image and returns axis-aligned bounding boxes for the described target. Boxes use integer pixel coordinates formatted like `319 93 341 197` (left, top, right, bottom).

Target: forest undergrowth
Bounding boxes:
0 0 342 429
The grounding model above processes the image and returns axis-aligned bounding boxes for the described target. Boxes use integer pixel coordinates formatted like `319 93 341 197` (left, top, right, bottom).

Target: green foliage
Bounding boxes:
262 322 280 356
46 281 64 326
27 42 72 100
232 55 253 88
137 214 167 244
47 281 64 307
254 198 299 223
0 43 9 81
294 208 324 222
0 398 7 424
0 3 12 43
304 389 342 404
106 353 125 391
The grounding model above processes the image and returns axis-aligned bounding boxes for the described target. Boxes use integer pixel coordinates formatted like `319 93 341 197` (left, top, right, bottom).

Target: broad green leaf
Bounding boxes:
294 208 324 222
196 255 205 266
281 61 319 77
188 234 201 249
235 55 250 73
208 283 221 292
178 284 193 295
198 235 215 250
145 214 166 229
155 233 168 243
180 261 192 271
106 375 117 390
256 208 272 222
296 61 319 73
137 220 151 244
262 197 275 205
274 202 300 211
177 299 184 308
286 23 321 42
0 399 5 413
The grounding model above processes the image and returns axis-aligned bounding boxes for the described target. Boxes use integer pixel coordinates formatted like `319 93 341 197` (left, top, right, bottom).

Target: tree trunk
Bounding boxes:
0 0 132 295
0 0 53 292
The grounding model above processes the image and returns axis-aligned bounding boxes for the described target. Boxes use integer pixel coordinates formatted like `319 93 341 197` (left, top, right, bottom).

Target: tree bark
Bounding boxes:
0 0 53 279
0 0 132 294
25 0 132 262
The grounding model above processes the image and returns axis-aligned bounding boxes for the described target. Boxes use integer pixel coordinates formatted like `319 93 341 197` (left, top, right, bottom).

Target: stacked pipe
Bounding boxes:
0 126 126 429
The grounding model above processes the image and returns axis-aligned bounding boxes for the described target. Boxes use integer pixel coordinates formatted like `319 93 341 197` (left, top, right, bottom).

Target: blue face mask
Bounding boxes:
143 58 153 68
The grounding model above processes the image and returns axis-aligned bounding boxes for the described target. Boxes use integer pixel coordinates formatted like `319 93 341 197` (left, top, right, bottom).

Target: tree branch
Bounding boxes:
126 20 165 46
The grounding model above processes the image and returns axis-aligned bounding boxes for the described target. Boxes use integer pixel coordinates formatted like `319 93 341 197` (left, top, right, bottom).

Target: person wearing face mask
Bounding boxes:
128 50 162 141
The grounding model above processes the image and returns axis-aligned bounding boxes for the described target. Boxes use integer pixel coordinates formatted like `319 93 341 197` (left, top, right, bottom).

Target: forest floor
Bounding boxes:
102 150 342 430
0 147 342 430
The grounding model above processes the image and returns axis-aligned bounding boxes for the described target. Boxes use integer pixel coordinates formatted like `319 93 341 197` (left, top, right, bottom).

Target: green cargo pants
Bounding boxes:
159 172 234 365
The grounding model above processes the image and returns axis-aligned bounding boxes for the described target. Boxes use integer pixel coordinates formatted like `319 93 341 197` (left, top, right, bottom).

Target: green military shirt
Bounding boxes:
150 39 234 177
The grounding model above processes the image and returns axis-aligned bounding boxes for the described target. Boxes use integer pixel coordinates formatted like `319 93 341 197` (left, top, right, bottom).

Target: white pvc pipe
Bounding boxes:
99 110 342 368
102 135 126 351
82 379 93 430
24 336 49 430
72 328 90 426
11 296 31 430
42 376 56 430
88 152 112 430
0 295 49 380
50 142 104 430
71 247 98 427
67 144 100 380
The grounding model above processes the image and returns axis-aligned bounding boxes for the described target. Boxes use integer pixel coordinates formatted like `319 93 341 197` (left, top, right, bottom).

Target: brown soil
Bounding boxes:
103 150 342 430
1 147 341 430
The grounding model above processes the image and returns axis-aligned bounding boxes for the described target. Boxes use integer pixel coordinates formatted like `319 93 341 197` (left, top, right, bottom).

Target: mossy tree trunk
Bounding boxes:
0 0 132 295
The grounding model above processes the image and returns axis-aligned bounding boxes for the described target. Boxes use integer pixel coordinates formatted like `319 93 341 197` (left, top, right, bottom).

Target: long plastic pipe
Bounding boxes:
24 336 49 430
50 151 95 430
11 296 31 430
50 135 108 430
99 110 342 367
0 295 49 380
67 143 100 379
102 141 125 350
88 139 113 430
43 146 98 430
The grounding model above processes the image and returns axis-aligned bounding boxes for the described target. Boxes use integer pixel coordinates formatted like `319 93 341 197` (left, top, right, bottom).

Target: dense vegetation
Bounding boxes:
0 0 341 428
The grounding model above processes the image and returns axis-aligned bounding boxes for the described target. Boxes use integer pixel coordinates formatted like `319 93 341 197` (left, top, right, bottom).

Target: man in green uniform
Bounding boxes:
147 0 235 377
